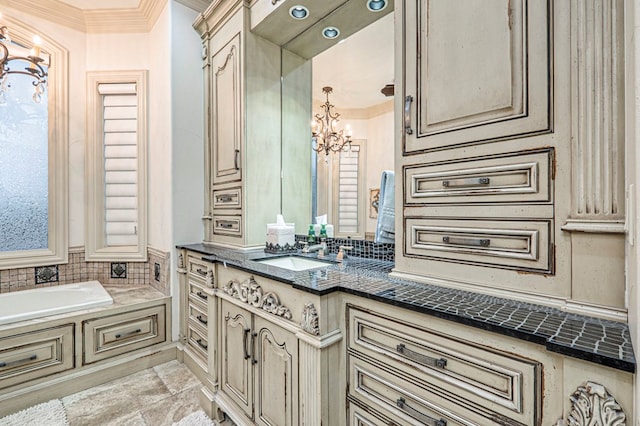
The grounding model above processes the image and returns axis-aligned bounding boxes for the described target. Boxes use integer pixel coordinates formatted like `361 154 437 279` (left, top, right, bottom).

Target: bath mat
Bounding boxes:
172 410 216 426
0 399 69 426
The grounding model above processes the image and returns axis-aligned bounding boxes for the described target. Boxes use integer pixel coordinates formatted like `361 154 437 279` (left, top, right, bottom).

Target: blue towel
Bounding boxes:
375 170 395 244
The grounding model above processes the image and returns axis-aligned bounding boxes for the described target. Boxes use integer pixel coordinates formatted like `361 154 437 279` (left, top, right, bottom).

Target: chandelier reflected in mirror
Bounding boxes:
0 13 48 103
311 86 352 155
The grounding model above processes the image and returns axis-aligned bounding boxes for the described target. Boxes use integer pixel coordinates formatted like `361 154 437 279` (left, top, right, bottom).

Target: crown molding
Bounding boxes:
175 0 211 13
2 0 168 33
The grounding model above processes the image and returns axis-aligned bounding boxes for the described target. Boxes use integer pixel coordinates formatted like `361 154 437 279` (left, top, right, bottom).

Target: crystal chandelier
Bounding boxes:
311 86 352 155
0 13 48 103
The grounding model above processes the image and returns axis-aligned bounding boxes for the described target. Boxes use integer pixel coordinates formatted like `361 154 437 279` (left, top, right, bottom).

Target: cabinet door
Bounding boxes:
253 316 298 426
220 299 253 419
403 0 551 154
210 33 242 185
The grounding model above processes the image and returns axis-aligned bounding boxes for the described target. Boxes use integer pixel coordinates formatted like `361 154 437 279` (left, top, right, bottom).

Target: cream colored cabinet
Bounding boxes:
347 304 541 425
210 33 242 187
402 1 551 154
394 0 579 305
220 299 298 426
0 325 74 390
195 1 282 248
178 249 215 383
82 305 166 364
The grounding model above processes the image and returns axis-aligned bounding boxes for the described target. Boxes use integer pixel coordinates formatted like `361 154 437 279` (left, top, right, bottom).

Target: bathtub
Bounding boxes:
0 281 114 326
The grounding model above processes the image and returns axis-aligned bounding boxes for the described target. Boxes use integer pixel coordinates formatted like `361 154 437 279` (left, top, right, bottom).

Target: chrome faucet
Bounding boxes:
302 242 327 254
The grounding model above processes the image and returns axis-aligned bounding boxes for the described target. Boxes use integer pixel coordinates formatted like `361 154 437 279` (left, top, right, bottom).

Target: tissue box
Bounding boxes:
313 224 334 238
266 223 295 246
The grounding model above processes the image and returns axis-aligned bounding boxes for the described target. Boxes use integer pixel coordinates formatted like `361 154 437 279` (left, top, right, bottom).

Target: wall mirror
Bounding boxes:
279 4 394 239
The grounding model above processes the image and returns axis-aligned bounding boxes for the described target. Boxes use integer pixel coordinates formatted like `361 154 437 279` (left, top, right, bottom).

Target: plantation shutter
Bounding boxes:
337 145 360 233
98 83 138 247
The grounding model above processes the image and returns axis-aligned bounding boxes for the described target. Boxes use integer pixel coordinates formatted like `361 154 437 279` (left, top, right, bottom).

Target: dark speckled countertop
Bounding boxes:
179 243 636 373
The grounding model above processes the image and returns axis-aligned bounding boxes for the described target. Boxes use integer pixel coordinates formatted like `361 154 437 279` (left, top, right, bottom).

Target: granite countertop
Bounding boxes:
179 243 636 373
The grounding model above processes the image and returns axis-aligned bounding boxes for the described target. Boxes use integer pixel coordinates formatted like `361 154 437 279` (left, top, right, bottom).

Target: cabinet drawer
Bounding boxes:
0 325 74 390
188 281 211 305
213 187 242 210
349 356 493 426
186 323 208 361
348 400 392 426
405 217 552 273
405 150 552 205
187 254 210 284
213 215 242 237
348 307 540 425
188 300 209 329
83 305 166 364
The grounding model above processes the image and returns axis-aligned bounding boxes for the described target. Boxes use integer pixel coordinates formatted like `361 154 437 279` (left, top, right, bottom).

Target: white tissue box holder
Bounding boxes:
265 223 297 253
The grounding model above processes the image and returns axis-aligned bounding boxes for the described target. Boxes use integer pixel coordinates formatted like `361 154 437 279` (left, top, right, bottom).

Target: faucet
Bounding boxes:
302 242 327 255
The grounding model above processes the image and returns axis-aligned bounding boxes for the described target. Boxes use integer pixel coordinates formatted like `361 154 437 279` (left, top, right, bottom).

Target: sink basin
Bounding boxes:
255 256 335 271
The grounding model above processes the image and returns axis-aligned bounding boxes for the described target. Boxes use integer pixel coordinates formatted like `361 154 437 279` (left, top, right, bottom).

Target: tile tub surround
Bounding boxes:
179 243 636 373
0 247 171 295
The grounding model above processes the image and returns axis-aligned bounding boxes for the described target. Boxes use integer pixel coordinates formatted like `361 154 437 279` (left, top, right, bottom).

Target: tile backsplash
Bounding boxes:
0 247 170 295
295 235 395 262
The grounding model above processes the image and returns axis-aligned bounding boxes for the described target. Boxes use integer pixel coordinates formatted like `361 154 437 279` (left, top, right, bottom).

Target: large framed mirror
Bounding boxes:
280 4 394 240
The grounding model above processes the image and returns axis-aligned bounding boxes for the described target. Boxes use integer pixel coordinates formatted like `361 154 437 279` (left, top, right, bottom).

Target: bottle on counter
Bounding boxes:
320 224 328 241
307 224 316 243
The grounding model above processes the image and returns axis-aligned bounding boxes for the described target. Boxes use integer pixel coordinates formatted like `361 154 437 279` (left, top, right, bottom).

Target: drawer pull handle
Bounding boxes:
196 291 208 300
195 267 207 276
442 236 490 247
217 195 234 203
251 332 258 365
196 315 208 325
404 95 414 135
0 354 37 368
442 177 490 188
234 149 240 170
218 221 235 229
396 344 447 369
243 328 251 360
196 339 208 350
397 398 447 426
115 328 142 339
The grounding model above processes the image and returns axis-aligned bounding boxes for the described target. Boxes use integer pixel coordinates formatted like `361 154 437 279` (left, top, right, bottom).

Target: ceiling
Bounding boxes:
56 0 141 9
312 12 394 110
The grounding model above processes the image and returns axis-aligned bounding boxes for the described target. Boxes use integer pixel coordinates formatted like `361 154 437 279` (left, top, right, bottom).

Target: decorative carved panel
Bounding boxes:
567 382 626 425
222 276 293 320
570 0 625 221
301 303 319 335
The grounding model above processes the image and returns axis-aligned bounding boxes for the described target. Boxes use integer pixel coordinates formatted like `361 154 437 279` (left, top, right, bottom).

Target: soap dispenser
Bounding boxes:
320 224 328 241
307 225 316 243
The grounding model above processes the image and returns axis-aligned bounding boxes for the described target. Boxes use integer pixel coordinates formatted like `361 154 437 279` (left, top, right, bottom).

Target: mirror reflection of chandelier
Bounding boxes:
0 13 48 103
311 86 352 155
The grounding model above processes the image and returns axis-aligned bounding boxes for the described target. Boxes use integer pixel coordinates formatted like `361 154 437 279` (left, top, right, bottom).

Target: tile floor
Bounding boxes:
56 360 224 426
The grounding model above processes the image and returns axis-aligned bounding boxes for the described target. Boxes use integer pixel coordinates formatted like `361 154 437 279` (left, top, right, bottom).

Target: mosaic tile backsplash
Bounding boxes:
295 235 395 262
0 247 170 295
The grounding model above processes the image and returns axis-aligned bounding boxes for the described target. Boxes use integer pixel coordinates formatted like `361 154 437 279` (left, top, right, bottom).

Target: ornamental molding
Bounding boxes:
178 253 185 269
301 303 319 335
567 382 626 426
223 277 292 320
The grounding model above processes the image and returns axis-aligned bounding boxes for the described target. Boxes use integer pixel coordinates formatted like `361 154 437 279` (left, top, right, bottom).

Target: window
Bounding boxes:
0 20 68 269
86 71 147 261
333 143 366 237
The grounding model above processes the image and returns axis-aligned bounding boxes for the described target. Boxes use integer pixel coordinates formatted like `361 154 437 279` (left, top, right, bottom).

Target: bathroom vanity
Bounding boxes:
177 244 633 425
186 0 635 424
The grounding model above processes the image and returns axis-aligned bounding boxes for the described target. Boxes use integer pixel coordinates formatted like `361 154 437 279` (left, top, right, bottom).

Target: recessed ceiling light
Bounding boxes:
289 5 309 20
366 0 387 12
322 27 340 40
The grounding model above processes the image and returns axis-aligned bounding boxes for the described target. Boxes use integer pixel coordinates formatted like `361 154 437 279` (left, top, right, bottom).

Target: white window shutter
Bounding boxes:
86 71 147 261
99 84 139 247
337 146 360 233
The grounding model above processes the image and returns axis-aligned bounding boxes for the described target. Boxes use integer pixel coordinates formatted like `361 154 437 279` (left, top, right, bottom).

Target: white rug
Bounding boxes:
0 399 69 426
172 410 216 426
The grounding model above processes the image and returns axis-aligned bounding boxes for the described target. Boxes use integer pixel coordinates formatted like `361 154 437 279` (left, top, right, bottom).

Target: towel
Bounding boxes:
374 170 395 244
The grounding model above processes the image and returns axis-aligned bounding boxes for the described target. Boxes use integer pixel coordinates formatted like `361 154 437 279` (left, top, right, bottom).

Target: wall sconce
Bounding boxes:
0 13 48 103
311 86 353 155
